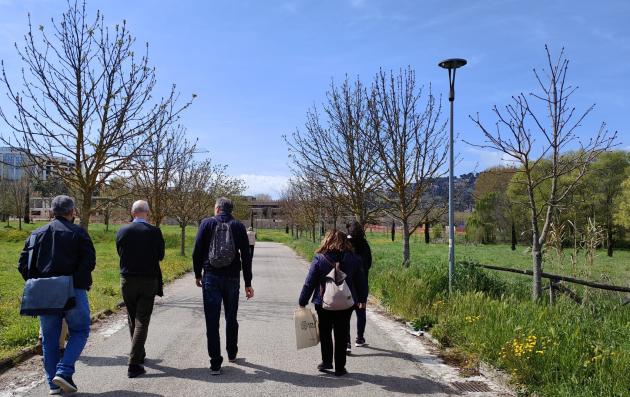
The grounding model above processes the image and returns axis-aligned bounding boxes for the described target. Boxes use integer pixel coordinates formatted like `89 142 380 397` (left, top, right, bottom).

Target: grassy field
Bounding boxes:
259 229 630 397
0 222 196 362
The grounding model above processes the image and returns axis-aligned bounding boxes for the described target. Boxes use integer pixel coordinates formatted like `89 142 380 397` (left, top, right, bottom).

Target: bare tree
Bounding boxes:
169 157 215 256
470 46 616 300
168 156 245 256
132 123 196 227
284 175 321 242
369 67 448 266
286 76 382 225
7 175 30 230
0 179 11 225
0 1 193 230
99 176 134 232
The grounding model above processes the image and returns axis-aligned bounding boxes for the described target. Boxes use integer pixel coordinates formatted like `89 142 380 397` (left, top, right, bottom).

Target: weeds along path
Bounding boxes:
1 242 511 397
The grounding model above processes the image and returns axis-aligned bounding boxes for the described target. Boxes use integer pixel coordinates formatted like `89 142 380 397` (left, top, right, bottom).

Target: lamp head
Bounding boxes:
438 58 467 69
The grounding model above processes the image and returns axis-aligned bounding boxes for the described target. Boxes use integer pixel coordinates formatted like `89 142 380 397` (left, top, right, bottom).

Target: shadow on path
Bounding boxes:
80 355 356 388
80 354 451 395
239 360 451 395
351 345 438 364
74 391 162 397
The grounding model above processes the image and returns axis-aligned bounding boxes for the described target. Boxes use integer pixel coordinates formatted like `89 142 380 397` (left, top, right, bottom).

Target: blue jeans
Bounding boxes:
40 289 90 389
202 272 240 370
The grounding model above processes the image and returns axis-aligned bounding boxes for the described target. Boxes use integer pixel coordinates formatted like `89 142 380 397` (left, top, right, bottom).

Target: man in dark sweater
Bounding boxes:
18 195 95 395
116 200 165 378
192 197 253 375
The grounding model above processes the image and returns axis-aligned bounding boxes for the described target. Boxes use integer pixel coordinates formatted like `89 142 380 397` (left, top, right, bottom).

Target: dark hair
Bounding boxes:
347 220 365 240
316 230 352 254
51 195 75 216
215 197 233 214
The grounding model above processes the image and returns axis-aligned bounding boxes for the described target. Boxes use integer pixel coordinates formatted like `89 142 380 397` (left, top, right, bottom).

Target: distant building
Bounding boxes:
0 147 74 181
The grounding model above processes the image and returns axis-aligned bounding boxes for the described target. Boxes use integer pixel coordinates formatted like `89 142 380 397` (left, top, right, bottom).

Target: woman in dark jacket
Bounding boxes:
298 230 368 376
346 221 372 350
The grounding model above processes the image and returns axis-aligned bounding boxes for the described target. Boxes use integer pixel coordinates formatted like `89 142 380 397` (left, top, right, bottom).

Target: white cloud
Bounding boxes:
459 147 517 172
239 174 289 199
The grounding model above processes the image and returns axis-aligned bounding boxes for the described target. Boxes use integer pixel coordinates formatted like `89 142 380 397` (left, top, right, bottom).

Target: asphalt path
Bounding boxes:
3 242 511 397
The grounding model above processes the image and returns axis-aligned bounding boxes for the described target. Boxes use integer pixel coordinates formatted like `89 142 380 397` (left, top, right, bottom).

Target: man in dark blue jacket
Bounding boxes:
192 197 253 375
18 195 95 395
116 200 165 378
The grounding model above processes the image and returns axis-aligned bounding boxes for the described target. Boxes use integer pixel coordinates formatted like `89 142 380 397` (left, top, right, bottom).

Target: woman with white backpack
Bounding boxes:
298 230 368 376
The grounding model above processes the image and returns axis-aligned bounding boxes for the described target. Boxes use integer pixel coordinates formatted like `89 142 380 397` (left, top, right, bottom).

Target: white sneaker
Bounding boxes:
49 388 62 395
210 368 222 376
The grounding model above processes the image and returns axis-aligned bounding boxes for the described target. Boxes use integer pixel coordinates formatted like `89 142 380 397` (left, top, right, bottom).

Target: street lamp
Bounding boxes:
438 58 466 295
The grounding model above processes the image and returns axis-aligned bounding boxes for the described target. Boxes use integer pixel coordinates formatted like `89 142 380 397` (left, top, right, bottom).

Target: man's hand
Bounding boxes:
245 287 254 300
195 278 202 288
357 303 366 309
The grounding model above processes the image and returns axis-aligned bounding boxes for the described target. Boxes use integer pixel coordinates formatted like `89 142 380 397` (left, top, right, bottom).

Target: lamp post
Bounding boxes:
438 58 466 295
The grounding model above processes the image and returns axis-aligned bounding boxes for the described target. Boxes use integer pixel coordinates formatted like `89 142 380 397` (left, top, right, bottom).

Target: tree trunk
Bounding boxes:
180 224 186 256
532 234 543 301
391 220 395 242
79 192 93 231
18 216 22 231
24 188 30 224
511 221 517 251
312 224 316 242
607 226 613 257
402 219 410 267
104 208 110 232
424 221 430 244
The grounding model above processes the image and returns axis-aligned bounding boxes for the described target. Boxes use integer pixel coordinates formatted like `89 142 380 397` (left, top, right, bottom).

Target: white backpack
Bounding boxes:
320 255 355 311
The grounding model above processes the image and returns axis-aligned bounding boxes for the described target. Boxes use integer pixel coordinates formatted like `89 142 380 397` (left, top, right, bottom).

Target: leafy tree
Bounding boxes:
473 166 518 247
614 175 630 229
465 192 500 244
585 151 630 256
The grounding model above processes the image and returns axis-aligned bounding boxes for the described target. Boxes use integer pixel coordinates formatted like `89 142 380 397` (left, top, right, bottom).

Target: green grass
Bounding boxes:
0 222 195 361
260 229 630 397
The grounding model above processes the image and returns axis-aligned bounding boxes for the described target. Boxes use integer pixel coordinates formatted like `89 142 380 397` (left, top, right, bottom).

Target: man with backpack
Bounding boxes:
192 197 253 375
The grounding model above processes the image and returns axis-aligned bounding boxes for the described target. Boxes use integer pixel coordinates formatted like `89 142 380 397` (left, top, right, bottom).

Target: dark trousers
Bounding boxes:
349 305 367 341
121 276 157 365
202 272 240 370
249 245 255 257
316 306 353 371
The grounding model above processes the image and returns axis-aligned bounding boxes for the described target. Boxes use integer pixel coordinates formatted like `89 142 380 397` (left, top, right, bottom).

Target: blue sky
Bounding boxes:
0 0 628 197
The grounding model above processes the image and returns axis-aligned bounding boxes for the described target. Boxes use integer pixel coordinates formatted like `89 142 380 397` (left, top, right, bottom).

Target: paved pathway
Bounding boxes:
2 242 512 396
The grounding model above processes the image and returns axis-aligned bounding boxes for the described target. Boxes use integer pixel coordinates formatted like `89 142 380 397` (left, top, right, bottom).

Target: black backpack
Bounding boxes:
208 221 236 268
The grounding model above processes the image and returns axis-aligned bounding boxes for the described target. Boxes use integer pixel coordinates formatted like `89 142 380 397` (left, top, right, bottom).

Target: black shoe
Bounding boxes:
317 362 333 372
355 337 366 347
346 342 352 355
52 374 77 393
127 364 146 378
334 368 348 376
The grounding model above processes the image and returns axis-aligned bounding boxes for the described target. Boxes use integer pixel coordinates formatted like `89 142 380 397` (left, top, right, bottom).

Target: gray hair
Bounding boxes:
51 195 75 216
215 197 233 214
131 200 150 214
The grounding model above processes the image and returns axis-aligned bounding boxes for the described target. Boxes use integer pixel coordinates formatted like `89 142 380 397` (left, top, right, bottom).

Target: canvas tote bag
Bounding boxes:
294 307 319 349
